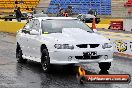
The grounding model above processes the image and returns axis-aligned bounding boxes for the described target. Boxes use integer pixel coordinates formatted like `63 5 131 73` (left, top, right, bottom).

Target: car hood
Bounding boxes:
42 28 110 44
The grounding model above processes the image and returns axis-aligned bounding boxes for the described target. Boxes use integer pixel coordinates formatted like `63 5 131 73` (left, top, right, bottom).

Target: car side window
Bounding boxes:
22 23 30 34
22 20 34 34
32 19 40 32
29 20 34 29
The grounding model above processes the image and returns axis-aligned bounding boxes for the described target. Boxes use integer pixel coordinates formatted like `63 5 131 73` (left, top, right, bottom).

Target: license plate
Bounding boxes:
83 51 97 56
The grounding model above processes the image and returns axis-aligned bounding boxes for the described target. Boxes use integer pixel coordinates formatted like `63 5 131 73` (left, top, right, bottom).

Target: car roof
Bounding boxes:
35 17 78 20
33 13 48 18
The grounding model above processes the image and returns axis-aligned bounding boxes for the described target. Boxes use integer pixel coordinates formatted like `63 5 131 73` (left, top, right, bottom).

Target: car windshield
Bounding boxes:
41 19 93 33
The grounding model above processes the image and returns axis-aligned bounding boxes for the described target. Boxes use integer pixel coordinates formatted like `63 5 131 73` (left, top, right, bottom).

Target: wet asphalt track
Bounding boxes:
0 32 132 88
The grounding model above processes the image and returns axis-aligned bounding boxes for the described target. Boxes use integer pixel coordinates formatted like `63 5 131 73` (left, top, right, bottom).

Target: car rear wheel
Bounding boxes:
99 62 111 71
41 49 50 73
16 45 27 63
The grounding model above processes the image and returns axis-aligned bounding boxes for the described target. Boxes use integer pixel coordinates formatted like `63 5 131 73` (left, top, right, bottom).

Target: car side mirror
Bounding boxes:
30 30 39 35
24 25 30 30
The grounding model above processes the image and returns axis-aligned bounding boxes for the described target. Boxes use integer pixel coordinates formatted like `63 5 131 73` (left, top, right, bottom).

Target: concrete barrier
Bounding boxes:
0 18 122 33
0 21 25 33
86 23 110 29
99 18 123 24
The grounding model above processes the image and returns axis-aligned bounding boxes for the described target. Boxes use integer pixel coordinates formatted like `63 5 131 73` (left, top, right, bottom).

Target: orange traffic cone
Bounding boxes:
92 18 97 32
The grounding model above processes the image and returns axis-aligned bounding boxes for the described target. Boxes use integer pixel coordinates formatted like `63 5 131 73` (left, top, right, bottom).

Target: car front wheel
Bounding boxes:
41 49 50 73
16 45 27 63
99 62 111 71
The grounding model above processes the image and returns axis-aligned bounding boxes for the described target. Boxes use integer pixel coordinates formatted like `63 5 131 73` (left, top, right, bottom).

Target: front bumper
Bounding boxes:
49 49 113 65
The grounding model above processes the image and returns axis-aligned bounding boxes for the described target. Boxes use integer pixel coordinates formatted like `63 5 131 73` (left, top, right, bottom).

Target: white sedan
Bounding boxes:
16 17 113 72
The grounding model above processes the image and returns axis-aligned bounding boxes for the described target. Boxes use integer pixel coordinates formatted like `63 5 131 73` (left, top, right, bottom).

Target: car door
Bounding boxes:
28 19 42 60
19 22 32 56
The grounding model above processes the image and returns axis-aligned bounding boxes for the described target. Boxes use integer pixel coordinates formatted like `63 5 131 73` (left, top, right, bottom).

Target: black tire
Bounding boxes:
82 19 86 23
9 18 12 21
5 18 7 21
96 21 100 24
79 76 86 84
16 45 27 63
99 62 111 71
63 64 75 70
41 49 50 73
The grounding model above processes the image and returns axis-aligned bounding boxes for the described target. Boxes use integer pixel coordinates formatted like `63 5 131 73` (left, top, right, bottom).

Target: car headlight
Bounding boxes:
54 44 74 49
102 43 112 49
